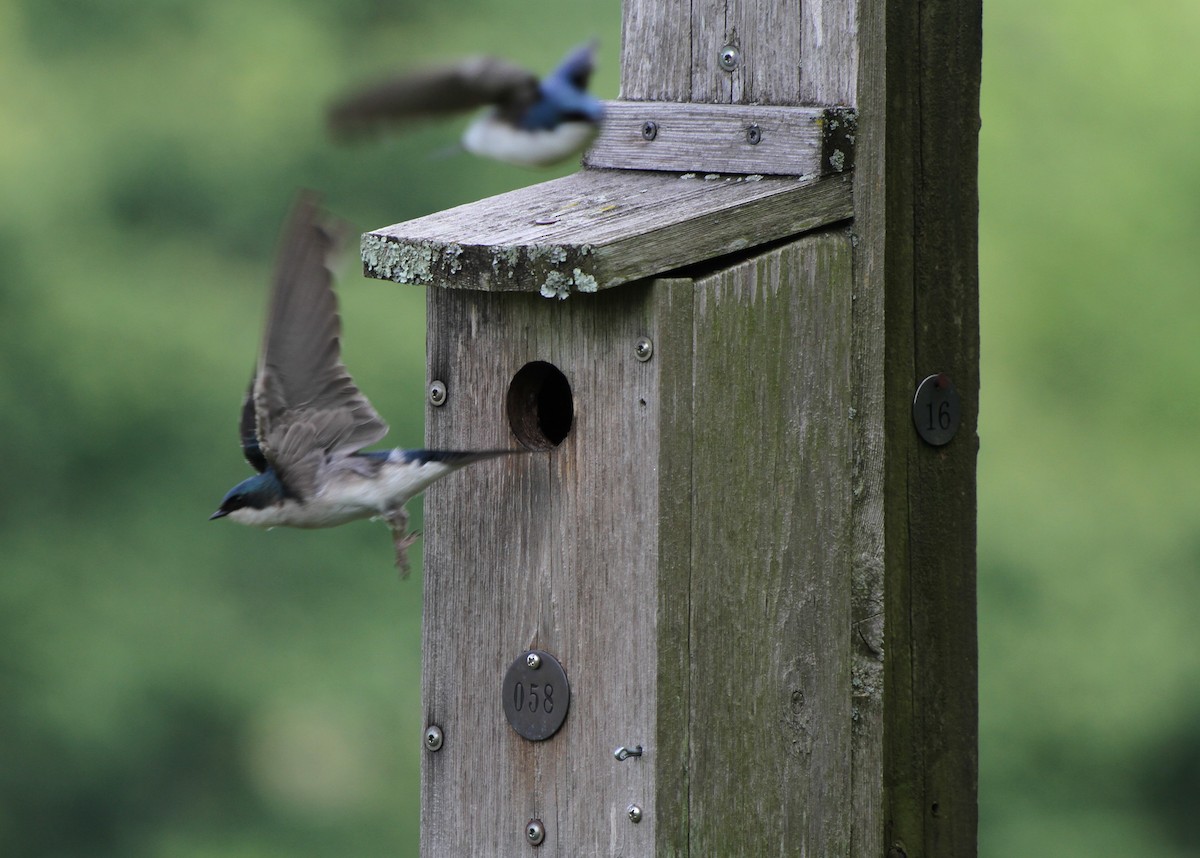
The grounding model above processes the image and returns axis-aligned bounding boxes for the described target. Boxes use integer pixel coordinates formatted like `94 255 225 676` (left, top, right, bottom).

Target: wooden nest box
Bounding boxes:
360 0 981 855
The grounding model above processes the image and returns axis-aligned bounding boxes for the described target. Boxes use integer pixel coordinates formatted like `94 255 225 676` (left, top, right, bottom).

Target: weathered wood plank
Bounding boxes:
732 0 805 104
847 1 892 856
682 0 858 106
687 231 854 854
852 0 981 854
649 278 696 858
907 0 981 853
363 169 853 294
583 102 856 176
421 280 694 857
620 0 692 100
801 0 859 105
690 0 734 103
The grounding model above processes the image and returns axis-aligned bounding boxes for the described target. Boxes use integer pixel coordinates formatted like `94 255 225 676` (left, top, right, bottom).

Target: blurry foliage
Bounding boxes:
1 0 1198 854
978 0 1200 854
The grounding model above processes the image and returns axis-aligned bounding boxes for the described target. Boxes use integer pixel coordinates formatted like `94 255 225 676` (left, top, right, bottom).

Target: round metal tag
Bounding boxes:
502 649 570 741
912 373 962 446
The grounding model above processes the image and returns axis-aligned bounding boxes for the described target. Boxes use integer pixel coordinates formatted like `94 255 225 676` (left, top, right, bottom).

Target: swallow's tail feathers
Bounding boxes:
551 39 599 90
399 449 528 467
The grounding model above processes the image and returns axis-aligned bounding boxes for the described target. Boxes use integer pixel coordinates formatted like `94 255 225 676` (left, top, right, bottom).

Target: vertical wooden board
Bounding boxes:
688 0 859 107
687 231 855 854
421 281 692 856
851 0 981 852
846 0 894 855
800 0 858 105
907 0 981 853
647 279 696 858
620 0 693 100
690 0 735 104
623 0 857 108
731 0 804 104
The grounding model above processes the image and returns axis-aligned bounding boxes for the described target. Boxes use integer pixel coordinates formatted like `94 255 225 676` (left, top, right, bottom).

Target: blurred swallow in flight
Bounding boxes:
327 40 604 167
210 193 518 574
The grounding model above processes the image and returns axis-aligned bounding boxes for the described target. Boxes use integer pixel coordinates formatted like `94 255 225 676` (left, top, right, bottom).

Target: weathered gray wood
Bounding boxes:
621 0 856 105
686 231 854 854
583 102 856 176
422 280 694 857
620 0 692 100
801 0 859 105
362 169 852 294
421 233 862 856
851 0 982 855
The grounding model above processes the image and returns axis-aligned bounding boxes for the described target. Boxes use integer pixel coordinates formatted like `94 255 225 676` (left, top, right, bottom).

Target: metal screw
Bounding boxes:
627 804 643 824
424 725 444 752
634 337 653 362
718 44 740 71
526 819 545 846
746 124 762 145
641 120 658 141
428 380 447 407
614 745 644 761
526 652 542 670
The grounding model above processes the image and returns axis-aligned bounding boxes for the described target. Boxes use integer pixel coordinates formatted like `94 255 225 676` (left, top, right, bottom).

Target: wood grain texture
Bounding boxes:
687 231 854 855
801 0 858 105
362 169 853 294
852 0 982 854
583 102 855 176
620 0 692 100
906 0 982 853
421 280 694 857
622 0 857 106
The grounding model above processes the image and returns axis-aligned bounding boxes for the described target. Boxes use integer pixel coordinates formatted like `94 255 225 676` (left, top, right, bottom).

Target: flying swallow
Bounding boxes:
210 193 516 574
327 40 604 167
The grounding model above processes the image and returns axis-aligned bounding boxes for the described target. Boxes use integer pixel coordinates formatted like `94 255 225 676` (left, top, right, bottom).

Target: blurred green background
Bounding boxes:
1 0 1196 854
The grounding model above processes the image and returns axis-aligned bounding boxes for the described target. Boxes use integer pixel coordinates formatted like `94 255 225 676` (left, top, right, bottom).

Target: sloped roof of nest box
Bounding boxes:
360 103 856 298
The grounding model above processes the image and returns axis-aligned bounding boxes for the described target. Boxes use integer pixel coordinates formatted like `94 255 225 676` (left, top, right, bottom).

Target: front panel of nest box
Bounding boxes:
418 279 693 854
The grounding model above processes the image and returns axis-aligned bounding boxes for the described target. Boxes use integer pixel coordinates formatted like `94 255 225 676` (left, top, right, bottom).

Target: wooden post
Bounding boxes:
360 0 980 854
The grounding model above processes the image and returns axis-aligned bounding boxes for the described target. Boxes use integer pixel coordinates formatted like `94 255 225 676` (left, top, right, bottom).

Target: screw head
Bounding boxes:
627 804 643 823
746 124 762 145
718 44 740 71
526 818 545 846
641 120 658 141
634 337 654 362
525 652 542 670
428 380 447 407
424 725 444 752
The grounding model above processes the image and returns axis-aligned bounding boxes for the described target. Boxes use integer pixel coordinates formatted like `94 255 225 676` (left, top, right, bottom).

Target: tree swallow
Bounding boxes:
210 193 517 574
327 40 605 167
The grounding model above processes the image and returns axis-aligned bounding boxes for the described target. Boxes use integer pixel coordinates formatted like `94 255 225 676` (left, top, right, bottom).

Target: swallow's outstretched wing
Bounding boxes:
249 193 388 500
238 378 268 473
328 56 540 137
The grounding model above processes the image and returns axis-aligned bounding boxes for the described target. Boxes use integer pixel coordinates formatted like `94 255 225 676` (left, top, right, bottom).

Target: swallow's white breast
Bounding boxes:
462 114 597 167
227 451 460 530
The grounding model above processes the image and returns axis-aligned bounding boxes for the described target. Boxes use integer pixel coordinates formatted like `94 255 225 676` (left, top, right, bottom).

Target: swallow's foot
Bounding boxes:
384 506 418 578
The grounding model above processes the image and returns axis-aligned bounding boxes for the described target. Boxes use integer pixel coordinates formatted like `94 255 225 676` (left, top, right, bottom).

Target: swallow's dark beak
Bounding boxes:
209 509 228 521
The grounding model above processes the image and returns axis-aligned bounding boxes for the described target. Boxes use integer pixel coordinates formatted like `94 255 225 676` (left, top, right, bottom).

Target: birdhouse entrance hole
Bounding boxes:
506 361 573 450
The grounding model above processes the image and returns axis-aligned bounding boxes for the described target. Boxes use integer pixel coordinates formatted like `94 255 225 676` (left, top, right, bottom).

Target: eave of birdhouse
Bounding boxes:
360 102 857 296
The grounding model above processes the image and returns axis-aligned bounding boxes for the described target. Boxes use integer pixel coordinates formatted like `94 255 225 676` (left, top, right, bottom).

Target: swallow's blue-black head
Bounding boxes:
209 470 287 520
